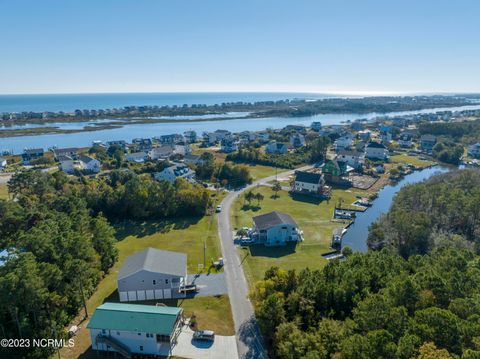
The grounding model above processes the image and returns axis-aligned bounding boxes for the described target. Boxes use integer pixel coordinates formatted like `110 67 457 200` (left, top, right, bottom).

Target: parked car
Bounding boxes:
215 205 222 212
193 330 215 342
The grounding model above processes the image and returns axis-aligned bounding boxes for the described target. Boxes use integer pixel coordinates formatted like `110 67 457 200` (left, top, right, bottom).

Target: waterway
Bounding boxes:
2 104 480 154
342 165 452 252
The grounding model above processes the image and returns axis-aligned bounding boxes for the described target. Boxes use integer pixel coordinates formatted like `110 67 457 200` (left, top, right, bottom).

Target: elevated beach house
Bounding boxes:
365 141 388 160
251 211 303 246
154 162 195 183
88 302 183 357
292 171 326 196
118 248 187 302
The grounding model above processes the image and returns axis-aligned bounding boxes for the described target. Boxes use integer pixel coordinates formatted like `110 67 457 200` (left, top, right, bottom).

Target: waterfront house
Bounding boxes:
398 133 413 148
53 147 79 160
289 133 306 148
336 149 365 170
251 211 303 246
22 148 44 164
154 163 195 183
265 141 288 155
311 121 322 131
159 134 183 145
183 130 197 144
321 159 351 186
87 302 183 357
118 247 187 301
125 151 148 163
292 171 326 196
420 134 437 152
468 143 480 158
132 138 153 152
365 141 388 161
106 140 127 149
214 129 231 141
202 132 218 146
238 131 257 142
79 155 101 173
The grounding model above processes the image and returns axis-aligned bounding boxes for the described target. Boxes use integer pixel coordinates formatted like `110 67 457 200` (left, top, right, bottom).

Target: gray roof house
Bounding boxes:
251 211 303 246
118 248 187 302
292 171 326 196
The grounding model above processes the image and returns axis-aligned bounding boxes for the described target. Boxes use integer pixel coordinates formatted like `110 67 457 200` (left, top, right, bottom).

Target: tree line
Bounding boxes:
368 169 480 257
253 248 480 359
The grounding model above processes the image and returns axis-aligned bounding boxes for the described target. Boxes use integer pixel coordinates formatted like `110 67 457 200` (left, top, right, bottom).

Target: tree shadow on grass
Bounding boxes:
241 204 261 212
290 193 324 205
113 216 203 240
248 242 297 258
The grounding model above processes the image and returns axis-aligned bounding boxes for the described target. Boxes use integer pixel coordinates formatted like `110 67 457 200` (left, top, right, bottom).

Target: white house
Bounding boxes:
202 132 218 146
117 248 187 302
336 149 365 169
365 141 388 160
468 143 480 158
265 141 288 154
292 171 325 196
59 155 101 174
79 155 101 173
154 163 195 183
290 133 306 148
334 133 354 151
149 145 174 160
0 158 7 170
251 211 303 246
125 151 148 163
53 147 79 160
87 302 183 357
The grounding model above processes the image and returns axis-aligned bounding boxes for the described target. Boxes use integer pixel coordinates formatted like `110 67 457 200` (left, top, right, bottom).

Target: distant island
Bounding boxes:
0 95 478 137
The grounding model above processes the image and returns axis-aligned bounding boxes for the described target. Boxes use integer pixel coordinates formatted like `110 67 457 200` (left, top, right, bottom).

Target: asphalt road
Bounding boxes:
217 165 312 359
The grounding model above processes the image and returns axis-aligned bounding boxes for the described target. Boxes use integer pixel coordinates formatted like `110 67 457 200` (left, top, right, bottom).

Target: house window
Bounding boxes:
140 346 143 351
165 279 169 284
138 332 141 336
116 331 120 336
153 280 156 285
102 329 106 334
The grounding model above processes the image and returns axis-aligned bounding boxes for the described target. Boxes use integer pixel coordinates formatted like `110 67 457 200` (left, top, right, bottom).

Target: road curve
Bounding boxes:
217 166 312 359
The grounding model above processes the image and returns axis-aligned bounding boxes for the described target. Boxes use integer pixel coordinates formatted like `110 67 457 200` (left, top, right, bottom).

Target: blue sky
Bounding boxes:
0 0 479 94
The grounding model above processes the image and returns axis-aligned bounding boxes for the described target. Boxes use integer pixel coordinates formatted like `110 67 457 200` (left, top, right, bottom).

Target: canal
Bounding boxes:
341 165 452 252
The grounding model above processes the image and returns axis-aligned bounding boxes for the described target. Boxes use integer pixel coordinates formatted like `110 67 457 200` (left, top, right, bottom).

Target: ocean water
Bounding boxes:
0 92 334 113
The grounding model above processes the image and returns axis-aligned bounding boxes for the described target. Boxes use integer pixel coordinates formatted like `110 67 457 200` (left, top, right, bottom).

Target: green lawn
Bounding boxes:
242 163 279 181
61 214 233 359
390 153 435 168
0 184 8 200
231 186 367 286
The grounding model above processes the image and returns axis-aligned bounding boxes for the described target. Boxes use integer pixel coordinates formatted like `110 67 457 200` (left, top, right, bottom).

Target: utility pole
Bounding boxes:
79 278 88 319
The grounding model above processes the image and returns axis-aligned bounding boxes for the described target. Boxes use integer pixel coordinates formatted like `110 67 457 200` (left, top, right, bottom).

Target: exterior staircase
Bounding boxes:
96 334 132 359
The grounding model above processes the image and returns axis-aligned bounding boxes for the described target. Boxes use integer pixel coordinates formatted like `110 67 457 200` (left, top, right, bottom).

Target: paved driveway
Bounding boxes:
187 273 227 297
170 326 238 359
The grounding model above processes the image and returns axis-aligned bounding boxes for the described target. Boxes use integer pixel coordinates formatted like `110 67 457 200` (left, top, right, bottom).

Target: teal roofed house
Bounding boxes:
87 302 183 357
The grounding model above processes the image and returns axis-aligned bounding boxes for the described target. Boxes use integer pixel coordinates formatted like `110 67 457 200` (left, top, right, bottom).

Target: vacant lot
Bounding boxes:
231 185 367 286
390 153 435 168
0 183 8 199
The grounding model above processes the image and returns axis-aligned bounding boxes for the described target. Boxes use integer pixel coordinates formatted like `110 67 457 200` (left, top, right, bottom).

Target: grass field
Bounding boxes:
231 185 367 286
242 163 279 181
0 183 8 200
390 153 435 168
60 211 233 359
